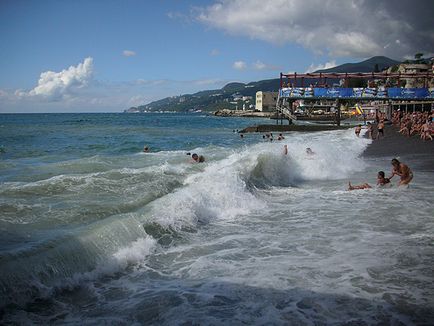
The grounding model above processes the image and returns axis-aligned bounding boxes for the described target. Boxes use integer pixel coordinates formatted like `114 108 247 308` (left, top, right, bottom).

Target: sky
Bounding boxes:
0 0 433 113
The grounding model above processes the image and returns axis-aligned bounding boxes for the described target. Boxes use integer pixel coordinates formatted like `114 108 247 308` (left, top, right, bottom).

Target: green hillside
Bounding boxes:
125 56 401 113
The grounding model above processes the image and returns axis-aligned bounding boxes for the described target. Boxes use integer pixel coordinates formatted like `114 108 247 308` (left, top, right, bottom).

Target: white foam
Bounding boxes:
146 151 266 229
112 236 156 267
144 128 371 230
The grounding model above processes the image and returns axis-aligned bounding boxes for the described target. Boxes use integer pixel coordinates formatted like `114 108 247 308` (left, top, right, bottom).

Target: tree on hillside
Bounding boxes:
414 53 424 63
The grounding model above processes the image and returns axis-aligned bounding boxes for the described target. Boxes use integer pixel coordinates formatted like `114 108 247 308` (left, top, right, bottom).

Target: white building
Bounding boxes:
255 91 278 112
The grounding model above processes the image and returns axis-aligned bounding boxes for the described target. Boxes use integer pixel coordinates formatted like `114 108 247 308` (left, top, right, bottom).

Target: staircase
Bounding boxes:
276 94 297 121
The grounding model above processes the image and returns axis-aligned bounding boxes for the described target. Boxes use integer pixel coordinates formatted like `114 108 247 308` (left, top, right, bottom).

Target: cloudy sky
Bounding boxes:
1 0 433 112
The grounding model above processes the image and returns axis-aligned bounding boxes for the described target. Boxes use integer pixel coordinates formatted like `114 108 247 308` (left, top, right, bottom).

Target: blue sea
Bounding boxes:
0 113 433 325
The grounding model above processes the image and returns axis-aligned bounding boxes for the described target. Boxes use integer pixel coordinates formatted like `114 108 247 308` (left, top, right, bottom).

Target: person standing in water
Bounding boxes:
389 158 413 186
376 120 385 139
355 124 362 137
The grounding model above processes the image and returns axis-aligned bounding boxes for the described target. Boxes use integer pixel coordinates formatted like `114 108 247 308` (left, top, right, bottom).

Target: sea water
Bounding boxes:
0 113 433 325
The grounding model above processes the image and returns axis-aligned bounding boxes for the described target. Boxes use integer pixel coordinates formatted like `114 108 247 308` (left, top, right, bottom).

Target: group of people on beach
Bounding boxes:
354 111 387 140
393 110 433 141
348 158 413 190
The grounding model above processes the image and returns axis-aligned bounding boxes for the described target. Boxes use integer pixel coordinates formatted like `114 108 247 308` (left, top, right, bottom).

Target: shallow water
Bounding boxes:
0 113 433 325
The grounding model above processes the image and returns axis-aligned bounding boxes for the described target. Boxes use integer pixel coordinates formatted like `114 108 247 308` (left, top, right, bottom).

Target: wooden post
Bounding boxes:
336 99 341 126
387 100 392 121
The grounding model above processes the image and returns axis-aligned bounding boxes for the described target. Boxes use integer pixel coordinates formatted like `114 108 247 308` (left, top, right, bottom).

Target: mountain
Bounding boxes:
125 56 401 113
315 56 400 73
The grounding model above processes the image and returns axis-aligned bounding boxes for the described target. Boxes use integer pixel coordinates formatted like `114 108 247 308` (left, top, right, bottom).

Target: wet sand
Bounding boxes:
363 125 434 171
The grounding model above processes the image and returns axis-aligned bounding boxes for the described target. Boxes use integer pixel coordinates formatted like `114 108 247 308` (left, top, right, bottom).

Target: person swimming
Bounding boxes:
191 153 205 163
376 171 390 186
306 147 315 155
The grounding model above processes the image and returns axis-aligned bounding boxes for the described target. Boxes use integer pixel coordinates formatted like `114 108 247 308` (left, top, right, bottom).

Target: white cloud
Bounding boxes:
196 0 434 59
0 73 231 113
210 49 220 56
0 89 8 98
135 79 168 86
20 57 94 100
253 60 280 71
253 60 267 70
233 60 247 70
128 95 150 106
167 11 190 23
123 50 136 57
305 60 337 73
0 57 231 113
193 78 224 86
232 60 280 71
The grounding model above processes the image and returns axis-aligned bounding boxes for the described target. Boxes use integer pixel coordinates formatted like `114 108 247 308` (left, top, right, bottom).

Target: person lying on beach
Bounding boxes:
348 181 371 190
389 158 413 186
348 171 391 191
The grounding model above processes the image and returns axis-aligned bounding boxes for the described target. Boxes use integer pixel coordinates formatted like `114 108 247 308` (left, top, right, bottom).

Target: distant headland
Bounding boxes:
124 56 405 114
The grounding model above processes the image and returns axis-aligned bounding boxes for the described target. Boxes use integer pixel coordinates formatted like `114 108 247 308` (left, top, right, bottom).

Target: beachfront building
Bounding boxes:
256 91 278 112
386 62 434 88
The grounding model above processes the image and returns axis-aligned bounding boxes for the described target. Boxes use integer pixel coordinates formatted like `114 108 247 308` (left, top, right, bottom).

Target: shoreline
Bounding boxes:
362 125 434 170
239 124 349 133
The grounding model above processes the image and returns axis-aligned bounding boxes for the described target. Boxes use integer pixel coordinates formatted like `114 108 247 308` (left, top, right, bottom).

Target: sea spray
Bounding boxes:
1 127 372 310
5 114 431 324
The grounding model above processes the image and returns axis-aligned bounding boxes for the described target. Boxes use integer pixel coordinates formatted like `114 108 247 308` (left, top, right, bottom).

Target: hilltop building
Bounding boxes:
386 61 434 88
256 91 278 112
